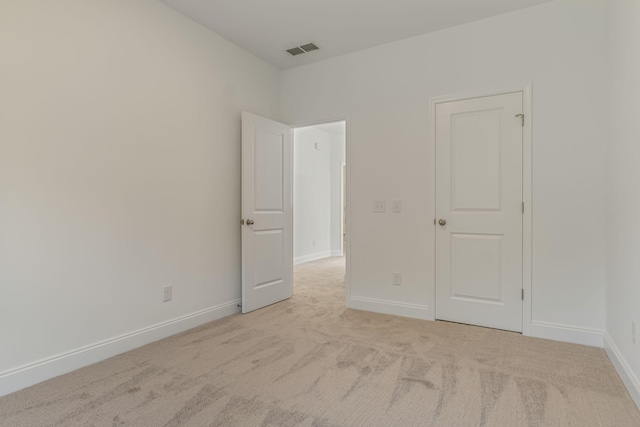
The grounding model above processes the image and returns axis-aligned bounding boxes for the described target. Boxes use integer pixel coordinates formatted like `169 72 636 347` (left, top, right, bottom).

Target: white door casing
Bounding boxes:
435 92 524 332
241 112 292 313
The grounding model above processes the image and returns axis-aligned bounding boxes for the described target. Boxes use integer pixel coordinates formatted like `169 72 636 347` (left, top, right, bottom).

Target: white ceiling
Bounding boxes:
160 0 555 70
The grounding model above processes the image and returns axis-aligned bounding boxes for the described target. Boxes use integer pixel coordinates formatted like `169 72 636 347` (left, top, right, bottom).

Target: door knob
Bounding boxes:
438 219 447 226
246 219 255 225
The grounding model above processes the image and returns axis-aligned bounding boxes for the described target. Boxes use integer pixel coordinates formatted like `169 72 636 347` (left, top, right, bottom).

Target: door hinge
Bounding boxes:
522 202 525 214
516 114 525 127
522 289 524 300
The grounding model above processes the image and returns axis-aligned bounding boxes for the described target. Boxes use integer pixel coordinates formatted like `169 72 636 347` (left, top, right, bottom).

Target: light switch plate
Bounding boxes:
374 200 386 213
393 200 402 213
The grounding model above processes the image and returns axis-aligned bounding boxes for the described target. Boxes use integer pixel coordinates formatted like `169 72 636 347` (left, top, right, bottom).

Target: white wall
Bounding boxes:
281 0 608 344
330 133 346 255
0 0 279 395
605 0 640 408
293 127 332 263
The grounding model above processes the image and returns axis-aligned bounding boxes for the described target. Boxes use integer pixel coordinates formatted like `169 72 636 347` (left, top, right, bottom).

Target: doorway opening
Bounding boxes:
292 121 347 292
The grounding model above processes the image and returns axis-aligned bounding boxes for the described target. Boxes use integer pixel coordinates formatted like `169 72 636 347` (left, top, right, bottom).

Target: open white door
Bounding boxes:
241 112 292 313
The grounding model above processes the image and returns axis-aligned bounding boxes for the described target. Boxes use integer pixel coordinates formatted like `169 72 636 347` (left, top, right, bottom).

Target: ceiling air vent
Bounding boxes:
286 47 306 56
286 43 319 56
299 43 319 53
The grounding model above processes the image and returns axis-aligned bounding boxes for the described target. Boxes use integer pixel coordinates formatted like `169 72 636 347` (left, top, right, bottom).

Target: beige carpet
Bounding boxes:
1 257 639 426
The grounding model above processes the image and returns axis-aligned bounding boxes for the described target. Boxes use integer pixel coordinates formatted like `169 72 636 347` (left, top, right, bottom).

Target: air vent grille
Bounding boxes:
286 43 319 56
286 47 305 56
299 43 319 53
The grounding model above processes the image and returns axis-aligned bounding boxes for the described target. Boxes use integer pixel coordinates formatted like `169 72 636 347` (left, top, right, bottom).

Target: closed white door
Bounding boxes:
435 92 523 332
241 112 292 313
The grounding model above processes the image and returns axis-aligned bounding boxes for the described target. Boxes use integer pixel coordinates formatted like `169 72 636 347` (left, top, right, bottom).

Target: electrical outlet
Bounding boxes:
633 321 636 345
163 285 172 302
393 272 401 286
374 200 386 213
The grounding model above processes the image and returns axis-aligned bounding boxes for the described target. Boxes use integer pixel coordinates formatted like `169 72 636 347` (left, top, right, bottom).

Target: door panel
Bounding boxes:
435 92 523 332
452 110 502 211
254 230 284 288
451 233 502 302
254 130 284 211
242 112 292 313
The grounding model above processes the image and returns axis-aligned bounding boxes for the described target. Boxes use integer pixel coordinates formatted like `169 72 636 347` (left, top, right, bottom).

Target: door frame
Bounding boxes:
427 84 533 336
341 162 346 256
291 117 351 305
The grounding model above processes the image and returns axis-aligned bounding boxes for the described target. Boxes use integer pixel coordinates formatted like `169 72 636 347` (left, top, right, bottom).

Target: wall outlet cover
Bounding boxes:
393 272 401 286
163 285 173 302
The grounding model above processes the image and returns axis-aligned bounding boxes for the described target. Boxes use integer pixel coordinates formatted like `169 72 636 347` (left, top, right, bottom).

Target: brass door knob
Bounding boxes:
438 219 447 226
246 219 255 225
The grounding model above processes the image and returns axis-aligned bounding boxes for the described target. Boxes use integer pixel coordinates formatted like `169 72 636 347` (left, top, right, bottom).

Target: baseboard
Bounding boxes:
528 320 603 347
0 299 240 398
604 332 640 410
347 296 432 320
294 251 332 265
331 250 343 257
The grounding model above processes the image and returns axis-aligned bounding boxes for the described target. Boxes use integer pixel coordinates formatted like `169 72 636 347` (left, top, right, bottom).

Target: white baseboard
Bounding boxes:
528 320 603 347
0 299 240 398
294 250 332 265
331 250 343 257
347 296 432 320
604 332 640 410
